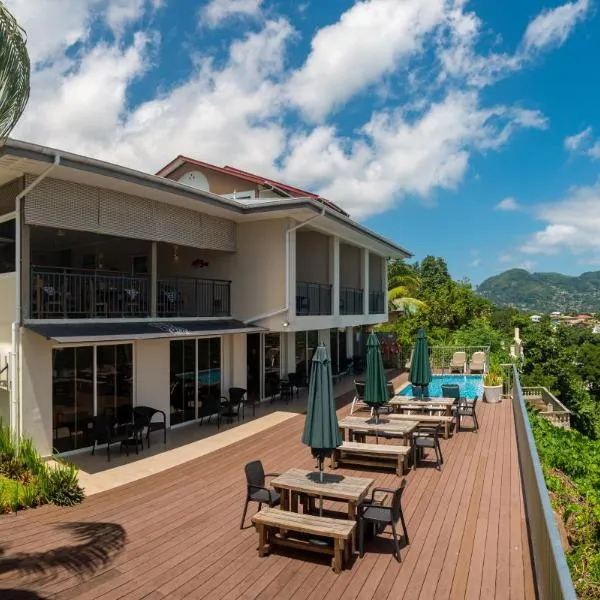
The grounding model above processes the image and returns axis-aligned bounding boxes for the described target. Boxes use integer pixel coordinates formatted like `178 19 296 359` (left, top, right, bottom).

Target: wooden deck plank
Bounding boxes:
0 386 536 600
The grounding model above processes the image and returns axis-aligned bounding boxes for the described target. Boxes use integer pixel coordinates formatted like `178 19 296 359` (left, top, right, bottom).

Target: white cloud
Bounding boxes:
4 0 589 221
523 0 589 52
495 197 520 211
564 126 600 160
201 0 263 28
470 258 481 267
564 126 592 151
522 181 600 255
499 254 512 263
288 0 447 121
281 91 545 217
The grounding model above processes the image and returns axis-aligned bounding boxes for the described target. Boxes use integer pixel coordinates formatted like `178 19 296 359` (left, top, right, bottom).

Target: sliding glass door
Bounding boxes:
170 337 221 426
52 343 133 453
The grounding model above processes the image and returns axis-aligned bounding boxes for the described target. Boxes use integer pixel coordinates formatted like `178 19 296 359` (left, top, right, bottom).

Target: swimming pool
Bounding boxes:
399 375 483 399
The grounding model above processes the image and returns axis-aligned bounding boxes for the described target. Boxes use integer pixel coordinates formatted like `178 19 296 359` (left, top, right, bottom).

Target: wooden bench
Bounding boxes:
330 441 411 475
251 507 355 574
387 413 454 439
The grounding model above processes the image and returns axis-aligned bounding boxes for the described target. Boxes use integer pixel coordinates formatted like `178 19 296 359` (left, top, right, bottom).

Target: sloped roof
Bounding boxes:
156 155 349 216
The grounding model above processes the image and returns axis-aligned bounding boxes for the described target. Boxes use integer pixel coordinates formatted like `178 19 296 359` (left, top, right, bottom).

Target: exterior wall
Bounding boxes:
23 175 236 252
157 244 234 282
231 333 247 388
135 338 170 423
296 231 330 284
20 329 53 456
167 164 260 197
0 178 19 215
340 243 361 288
0 274 13 426
369 253 384 291
229 220 286 323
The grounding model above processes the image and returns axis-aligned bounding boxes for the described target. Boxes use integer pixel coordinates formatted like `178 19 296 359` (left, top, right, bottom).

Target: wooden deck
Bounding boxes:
0 390 535 599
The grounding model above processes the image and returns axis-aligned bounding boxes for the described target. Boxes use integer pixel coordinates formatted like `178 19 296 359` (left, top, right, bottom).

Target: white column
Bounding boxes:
318 328 330 350
285 330 296 374
288 224 297 319
21 224 30 319
331 236 340 316
361 248 369 315
231 333 248 388
150 241 158 317
345 326 354 359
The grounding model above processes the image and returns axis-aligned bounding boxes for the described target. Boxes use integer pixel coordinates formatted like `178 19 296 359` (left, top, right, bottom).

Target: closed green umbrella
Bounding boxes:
302 344 342 483
410 327 432 396
365 332 389 425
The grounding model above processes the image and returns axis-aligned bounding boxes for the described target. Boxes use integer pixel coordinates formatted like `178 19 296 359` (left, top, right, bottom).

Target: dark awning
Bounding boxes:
26 319 264 343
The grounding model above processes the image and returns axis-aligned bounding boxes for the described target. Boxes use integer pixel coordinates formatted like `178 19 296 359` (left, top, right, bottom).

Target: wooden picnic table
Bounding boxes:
389 396 456 416
270 467 373 522
337 416 419 444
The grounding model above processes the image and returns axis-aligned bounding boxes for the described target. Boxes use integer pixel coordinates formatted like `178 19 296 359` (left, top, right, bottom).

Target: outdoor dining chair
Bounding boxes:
229 387 256 419
358 480 409 562
239 460 280 529
133 405 167 447
90 415 141 462
412 424 444 470
457 395 479 432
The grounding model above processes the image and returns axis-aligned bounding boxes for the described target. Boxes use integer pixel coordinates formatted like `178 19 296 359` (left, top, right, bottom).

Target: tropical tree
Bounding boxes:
0 3 30 139
387 259 426 316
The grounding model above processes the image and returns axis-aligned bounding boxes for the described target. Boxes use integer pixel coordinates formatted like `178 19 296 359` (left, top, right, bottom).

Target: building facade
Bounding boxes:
0 139 410 456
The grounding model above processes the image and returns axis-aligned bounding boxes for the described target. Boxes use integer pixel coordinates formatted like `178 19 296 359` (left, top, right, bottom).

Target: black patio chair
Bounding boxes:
90 415 140 462
287 372 302 397
358 480 409 562
133 406 167 447
229 387 256 419
412 424 443 470
457 395 479 432
240 460 281 529
198 393 220 426
217 395 240 429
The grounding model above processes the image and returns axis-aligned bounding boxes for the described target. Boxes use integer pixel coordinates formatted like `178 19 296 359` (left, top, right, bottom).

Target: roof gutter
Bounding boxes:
243 208 326 324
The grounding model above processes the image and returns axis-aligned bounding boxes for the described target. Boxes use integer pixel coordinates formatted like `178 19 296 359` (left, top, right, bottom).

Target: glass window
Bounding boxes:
264 333 281 397
96 344 133 420
0 219 15 273
295 332 307 377
306 330 319 376
52 346 94 452
170 339 196 425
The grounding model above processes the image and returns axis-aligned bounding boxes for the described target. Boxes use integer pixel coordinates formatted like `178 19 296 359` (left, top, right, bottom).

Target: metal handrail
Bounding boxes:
511 365 577 599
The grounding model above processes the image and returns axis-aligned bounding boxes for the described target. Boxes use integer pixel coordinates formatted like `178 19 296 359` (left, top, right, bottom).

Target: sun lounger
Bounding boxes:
469 351 486 374
449 351 467 373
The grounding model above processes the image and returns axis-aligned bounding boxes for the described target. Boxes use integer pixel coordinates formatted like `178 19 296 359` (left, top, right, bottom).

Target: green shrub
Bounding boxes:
43 461 85 507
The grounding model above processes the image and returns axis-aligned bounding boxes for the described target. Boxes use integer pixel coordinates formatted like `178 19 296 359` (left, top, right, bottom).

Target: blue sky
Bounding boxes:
7 0 600 284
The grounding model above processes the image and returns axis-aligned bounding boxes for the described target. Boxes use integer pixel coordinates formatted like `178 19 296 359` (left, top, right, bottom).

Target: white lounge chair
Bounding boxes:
469 351 486 374
449 351 467 374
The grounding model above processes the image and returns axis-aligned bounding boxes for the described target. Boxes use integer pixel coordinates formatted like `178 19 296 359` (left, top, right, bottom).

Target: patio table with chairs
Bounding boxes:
337 415 419 445
389 396 456 416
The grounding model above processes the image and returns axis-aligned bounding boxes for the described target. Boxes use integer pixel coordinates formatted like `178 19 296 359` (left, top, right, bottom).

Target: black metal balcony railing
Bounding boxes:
157 277 230 317
30 268 231 319
31 268 150 318
368 290 385 314
339 287 364 315
296 281 332 316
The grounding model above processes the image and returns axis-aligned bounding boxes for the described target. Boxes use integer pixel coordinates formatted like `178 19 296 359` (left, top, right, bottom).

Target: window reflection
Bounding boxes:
96 344 133 421
170 337 221 426
264 333 280 397
52 346 94 452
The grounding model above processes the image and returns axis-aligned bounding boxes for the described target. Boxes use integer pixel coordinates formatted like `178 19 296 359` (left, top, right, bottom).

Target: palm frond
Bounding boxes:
0 2 30 139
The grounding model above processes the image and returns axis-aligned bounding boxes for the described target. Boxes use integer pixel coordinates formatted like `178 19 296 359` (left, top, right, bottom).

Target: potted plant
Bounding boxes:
483 365 503 403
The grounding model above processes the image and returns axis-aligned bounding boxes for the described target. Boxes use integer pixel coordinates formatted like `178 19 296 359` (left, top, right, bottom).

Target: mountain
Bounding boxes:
477 269 600 313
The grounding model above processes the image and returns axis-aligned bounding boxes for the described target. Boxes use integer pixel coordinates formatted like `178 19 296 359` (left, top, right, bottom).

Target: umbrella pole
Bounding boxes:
319 458 324 516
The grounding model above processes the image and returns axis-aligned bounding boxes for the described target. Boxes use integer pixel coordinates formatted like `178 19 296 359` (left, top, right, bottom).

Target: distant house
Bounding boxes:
593 324 600 335
550 311 561 318
530 315 541 323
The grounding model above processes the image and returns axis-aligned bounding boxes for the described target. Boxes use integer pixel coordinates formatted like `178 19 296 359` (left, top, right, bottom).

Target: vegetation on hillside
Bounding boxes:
477 268 600 313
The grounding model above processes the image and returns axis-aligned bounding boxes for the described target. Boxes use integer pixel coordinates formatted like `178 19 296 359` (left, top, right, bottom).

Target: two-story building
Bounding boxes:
0 139 410 456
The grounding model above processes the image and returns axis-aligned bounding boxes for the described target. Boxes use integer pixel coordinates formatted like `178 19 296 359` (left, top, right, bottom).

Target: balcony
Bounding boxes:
339 287 363 315
158 277 230 318
30 267 230 319
368 290 385 314
296 281 332 316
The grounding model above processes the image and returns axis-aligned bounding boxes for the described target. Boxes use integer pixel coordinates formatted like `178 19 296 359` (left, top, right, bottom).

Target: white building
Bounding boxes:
0 139 410 456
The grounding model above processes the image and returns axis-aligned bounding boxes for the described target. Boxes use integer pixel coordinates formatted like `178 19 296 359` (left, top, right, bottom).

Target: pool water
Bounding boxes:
399 375 483 399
